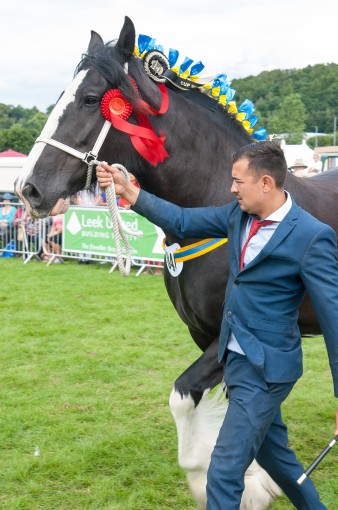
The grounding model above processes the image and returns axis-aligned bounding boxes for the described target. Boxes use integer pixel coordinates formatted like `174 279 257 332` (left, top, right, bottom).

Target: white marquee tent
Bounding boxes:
281 139 315 169
0 149 27 194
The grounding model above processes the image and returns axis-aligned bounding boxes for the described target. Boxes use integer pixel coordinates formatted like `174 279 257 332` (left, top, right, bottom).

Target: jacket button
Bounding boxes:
227 310 233 317
234 279 240 285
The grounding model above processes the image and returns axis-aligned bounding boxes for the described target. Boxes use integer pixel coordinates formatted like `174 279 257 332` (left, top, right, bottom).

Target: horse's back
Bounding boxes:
286 169 338 227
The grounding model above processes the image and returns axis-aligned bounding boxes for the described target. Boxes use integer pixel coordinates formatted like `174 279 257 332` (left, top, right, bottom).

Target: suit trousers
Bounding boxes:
206 351 328 510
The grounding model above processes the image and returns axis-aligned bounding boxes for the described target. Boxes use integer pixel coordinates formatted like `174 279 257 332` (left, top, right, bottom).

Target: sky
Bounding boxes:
1 0 337 112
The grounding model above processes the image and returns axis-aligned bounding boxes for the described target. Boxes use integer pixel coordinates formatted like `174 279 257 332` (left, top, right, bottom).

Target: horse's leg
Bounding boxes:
169 338 224 509
169 337 281 510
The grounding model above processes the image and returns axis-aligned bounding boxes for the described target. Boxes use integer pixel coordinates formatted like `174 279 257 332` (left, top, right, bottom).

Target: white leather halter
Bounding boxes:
35 119 112 189
35 62 130 190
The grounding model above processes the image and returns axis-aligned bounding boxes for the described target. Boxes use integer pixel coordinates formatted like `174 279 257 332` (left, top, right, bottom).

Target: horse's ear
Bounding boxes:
116 16 135 59
87 31 104 56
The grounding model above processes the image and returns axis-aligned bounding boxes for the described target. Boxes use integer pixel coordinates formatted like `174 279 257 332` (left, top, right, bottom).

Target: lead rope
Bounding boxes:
89 161 142 276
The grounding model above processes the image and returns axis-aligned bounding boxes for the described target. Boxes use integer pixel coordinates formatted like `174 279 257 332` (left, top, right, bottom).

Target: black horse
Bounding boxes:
16 16 338 509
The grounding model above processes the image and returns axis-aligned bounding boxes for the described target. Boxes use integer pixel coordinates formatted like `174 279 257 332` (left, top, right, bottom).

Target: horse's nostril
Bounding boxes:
22 183 42 206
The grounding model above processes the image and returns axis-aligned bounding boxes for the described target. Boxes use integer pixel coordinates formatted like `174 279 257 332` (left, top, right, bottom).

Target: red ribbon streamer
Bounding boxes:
110 83 169 167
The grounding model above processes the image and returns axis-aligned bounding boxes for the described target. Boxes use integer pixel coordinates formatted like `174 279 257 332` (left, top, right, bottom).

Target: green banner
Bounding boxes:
63 206 164 261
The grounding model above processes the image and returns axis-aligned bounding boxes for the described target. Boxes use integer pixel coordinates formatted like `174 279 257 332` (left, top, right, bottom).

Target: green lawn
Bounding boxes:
1 259 337 509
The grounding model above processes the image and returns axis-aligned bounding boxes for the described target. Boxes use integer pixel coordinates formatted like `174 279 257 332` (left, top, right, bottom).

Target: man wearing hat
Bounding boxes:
289 158 308 177
0 192 17 246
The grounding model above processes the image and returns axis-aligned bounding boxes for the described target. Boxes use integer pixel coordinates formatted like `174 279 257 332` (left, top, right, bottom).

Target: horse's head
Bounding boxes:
16 15 265 216
16 16 162 218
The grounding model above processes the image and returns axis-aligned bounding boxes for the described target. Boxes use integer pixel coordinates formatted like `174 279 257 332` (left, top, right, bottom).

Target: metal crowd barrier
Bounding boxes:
0 201 43 263
0 202 164 275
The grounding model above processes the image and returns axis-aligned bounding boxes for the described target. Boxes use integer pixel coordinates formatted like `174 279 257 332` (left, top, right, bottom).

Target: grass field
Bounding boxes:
1 258 337 509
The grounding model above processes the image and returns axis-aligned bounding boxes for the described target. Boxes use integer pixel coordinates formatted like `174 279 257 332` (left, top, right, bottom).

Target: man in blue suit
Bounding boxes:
97 140 338 509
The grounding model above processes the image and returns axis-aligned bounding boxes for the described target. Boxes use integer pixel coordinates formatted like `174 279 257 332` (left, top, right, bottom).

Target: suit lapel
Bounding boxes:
240 198 300 271
234 213 247 266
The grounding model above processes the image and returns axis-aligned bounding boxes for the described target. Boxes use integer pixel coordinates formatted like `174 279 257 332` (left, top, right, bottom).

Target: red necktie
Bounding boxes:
240 218 275 270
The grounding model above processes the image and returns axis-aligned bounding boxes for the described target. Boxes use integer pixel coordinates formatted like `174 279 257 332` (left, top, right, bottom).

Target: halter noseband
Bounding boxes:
36 119 112 190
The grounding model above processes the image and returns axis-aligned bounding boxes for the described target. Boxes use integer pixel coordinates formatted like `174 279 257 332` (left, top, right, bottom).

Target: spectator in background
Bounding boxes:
118 174 140 209
44 214 63 263
289 158 308 177
12 205 28 254
0 193 17 247
24 215 41 257
95 190 107 206
12 204 26 226
307 152 323 175
143 260 162 276
73 190 95 207
12 206 39 250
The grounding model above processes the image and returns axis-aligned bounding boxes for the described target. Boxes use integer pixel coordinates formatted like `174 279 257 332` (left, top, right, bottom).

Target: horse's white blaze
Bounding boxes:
169 386 281 510
16 70 89 197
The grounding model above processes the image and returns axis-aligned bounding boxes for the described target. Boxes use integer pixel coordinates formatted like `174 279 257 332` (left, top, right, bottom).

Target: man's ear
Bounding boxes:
262 175 274 191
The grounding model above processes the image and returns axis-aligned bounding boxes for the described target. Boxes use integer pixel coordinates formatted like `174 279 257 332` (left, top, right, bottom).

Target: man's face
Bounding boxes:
231 157 265 216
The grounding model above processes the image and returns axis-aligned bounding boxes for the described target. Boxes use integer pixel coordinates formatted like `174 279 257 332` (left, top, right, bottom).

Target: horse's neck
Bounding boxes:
136 91 249 208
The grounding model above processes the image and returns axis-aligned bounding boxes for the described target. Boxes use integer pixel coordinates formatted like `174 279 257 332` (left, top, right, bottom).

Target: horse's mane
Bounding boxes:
75 35 263 143
179 87 254 142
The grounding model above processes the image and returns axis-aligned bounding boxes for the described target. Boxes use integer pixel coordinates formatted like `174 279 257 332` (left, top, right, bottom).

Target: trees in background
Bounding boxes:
267 93 307 144
233 63 337 144
0 104 48 154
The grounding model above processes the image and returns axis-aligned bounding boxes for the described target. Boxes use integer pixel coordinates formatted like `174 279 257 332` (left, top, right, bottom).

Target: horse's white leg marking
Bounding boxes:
16 70 89 193
240 461 281 510
169 386 281 510
169 386 227 509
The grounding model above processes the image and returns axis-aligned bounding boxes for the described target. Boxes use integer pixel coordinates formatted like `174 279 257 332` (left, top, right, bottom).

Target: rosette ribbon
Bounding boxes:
179 57 194 75
190 61 205 77
238 99 255 120
100 89 133 120
252 127 267 141
101 84 169 167
168 48 179 68
138 35 156 55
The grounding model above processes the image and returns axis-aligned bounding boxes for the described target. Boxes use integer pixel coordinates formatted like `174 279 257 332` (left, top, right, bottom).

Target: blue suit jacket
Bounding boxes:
133 190 338 396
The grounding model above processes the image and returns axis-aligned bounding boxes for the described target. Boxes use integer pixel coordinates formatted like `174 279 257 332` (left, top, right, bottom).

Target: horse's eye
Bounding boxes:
84 96 99 107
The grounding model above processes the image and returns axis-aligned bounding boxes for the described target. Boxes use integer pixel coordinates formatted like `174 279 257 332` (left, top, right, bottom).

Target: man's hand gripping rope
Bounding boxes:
97 162 141 276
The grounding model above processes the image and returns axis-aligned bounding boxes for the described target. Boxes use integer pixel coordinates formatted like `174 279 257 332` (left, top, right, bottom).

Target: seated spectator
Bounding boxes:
0 193 17 247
